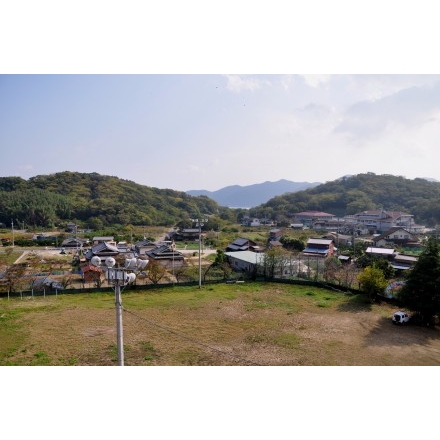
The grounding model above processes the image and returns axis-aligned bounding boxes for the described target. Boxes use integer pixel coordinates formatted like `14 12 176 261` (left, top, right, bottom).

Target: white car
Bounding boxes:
392 311 410 325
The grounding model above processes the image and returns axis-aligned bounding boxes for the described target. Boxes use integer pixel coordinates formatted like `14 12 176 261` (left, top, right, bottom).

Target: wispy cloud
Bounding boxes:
299 74 332 88
334 82 440 141
224 74 269 93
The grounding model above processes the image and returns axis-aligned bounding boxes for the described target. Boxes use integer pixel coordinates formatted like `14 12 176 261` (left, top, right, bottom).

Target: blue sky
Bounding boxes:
2 74 440 191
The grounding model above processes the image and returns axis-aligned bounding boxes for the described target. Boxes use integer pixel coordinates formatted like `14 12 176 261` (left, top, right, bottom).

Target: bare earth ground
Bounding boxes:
3 283 440 366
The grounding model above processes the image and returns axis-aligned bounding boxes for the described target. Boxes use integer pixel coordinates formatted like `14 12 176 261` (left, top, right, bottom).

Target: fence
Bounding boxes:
1 276 363 299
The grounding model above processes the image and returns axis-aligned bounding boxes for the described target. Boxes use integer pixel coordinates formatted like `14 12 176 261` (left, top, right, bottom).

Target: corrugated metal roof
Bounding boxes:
307 239 333 245
391 264 411 270
303 247 329 254
225 251 264 265
366 247 395 255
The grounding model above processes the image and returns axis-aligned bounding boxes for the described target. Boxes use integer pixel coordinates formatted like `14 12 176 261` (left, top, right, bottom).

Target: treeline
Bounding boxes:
0 172 237 229
3 171 440 230
249 173 440 227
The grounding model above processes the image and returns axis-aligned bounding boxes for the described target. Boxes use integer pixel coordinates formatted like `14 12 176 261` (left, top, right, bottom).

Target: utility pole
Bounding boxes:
114 273 124 366
172 240 176 283
11 219 14 247
190 216 208 288
91 256 148 366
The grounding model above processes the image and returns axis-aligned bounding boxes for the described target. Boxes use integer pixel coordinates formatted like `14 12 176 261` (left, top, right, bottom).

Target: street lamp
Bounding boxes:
171 240 176 283
190 216 208 288
91 255 148 366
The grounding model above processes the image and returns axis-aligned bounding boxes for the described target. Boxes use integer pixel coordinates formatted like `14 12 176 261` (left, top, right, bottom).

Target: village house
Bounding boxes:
293 211 336 228
92 236 116 246
324 232 352 246
302 238 335 258
365 247 396 260
225 250 263 273
225 250 308 279
391 253 418 271
225 237 263 252
346 210 424 234
241 217 276 227
144 244 185 269
80 264 103 286
290 223 305 230
269 228 283 241
168 228 200 242
65 222 78 233
133 239 156 256
312 218 348 232
85 241 133 263
371 227 418 247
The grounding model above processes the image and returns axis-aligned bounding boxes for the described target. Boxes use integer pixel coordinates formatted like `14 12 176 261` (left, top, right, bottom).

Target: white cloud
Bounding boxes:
299 74 332 88
224 74 269 93
345 74 440 102
334 81 440 143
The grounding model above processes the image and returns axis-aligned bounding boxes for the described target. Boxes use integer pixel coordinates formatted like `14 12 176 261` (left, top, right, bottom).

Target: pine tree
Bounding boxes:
399 237 440 323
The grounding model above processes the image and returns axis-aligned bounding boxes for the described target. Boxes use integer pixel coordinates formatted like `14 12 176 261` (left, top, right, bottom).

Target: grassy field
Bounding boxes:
1 281 440 366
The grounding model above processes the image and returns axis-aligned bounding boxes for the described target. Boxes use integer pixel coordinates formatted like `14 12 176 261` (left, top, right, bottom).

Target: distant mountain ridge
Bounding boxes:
186 179 321 208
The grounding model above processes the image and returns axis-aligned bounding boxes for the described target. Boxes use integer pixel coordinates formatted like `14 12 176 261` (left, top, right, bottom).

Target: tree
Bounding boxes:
204 250 232 280
145 259 168 285
358 264 388 302
399 237 440 323
356 254 395 279
280 237 305 252
323 256 342 283
260 248 291 279
0 263 27 295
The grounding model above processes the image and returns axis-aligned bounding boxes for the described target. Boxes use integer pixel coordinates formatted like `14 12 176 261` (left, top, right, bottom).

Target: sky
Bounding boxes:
2 73 440 192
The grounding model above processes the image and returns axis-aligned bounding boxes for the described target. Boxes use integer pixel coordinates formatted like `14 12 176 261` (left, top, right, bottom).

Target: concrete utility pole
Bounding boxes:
91 256 148 366
190 216 208 288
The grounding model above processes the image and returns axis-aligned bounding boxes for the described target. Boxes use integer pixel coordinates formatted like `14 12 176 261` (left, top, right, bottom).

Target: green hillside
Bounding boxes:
249 173 440 227
0 172 230 229
2 171 440 230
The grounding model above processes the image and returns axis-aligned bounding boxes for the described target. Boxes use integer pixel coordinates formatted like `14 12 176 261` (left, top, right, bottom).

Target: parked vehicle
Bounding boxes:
392 311 410 325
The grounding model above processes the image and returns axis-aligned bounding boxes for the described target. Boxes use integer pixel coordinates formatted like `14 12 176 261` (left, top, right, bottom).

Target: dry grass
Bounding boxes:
2 282 440 366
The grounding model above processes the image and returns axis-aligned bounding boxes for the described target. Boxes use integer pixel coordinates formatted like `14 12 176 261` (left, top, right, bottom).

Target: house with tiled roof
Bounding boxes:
372 227 418 247
85 241 128 263
226 237 262 252
145 244 185 269
168 228 200 241
133 239 156 256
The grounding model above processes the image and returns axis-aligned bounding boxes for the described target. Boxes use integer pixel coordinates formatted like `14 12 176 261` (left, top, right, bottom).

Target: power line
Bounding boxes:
122 307 262 366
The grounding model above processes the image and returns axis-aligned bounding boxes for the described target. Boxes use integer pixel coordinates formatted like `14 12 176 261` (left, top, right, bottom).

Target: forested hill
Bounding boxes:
250 173 440 227
0 172 226 228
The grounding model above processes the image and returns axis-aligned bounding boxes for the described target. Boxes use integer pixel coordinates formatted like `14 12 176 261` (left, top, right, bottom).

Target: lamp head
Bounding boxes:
90 256 101 267
105 257 116 268
126 273 136 284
